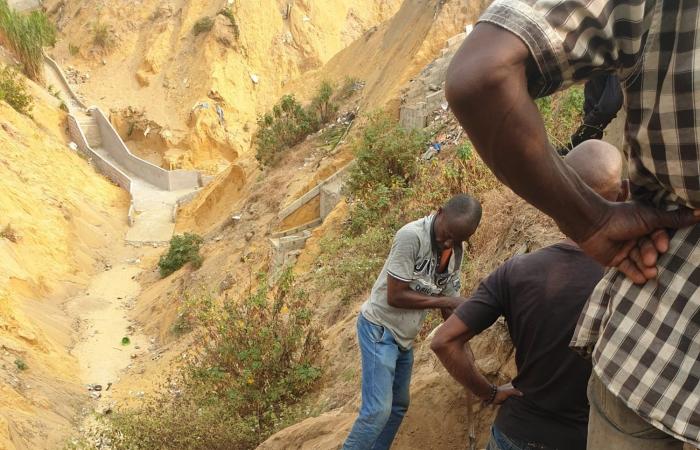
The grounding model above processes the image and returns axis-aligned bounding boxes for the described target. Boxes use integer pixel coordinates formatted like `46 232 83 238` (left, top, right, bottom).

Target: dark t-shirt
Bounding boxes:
455 243 604 450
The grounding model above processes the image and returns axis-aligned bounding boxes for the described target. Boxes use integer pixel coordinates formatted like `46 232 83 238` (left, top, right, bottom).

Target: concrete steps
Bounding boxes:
79 120 102 148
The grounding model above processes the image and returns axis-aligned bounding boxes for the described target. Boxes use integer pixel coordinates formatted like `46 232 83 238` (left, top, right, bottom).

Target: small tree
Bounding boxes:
0 65 33 115
311 80 337 124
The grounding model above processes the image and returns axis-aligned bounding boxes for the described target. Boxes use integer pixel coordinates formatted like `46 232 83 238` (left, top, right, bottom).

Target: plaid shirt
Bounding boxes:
479 0 700 446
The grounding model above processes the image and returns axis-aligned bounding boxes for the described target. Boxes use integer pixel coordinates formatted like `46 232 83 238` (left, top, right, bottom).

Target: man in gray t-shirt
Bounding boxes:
343 194 482 450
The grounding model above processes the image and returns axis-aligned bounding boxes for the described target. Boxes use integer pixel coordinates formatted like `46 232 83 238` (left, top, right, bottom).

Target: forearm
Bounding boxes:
433 339 492 400
389 290 460 310
446 25 608 241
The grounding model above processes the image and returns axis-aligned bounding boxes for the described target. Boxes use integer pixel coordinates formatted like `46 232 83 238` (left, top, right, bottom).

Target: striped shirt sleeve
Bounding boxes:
479 0 653 97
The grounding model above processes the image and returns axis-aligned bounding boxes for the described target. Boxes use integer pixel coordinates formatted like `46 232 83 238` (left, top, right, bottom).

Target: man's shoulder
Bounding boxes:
395 216 431 241
506 242 603 280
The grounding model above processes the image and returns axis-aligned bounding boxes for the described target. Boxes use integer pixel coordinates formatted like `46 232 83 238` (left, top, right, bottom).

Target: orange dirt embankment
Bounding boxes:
43 0 403 169
0 72 128 449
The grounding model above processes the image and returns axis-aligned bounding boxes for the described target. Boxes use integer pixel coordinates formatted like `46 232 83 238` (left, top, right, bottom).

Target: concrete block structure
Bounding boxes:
399 28 470 130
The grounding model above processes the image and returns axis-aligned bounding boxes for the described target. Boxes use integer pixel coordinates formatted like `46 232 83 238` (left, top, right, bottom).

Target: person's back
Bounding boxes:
458 243 603 449
432 140 627 450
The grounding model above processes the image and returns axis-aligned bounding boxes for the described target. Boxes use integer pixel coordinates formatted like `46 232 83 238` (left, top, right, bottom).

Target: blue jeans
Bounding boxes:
486 425 552 450
343 313 414 450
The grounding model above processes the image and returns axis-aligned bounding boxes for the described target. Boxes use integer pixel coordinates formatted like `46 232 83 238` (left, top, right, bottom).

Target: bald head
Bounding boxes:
564 140 624 201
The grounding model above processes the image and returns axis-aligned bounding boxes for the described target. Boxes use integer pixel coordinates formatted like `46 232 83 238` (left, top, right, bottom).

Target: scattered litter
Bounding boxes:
421 147 438 161
144 125 151 137
465 24 474 35
215 104 225 126
302 15 311 22
441 101 449 111
87 384 102 391
249 73 260 84
105 382 112 391
191 102 209 112
68 142 78 151
89 391 101 400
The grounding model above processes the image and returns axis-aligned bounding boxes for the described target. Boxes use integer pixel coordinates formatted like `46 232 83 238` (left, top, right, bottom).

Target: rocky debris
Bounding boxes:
244 231 255 242
96 403 113 416
219 273 235 293
65 66 89 84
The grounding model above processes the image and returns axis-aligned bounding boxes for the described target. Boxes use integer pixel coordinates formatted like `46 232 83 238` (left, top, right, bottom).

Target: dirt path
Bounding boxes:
63 245 152 434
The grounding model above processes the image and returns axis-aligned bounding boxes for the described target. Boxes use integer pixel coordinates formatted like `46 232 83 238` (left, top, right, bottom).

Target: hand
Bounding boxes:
621 229 669 283
492 383 523 405
575 202 700 284
442 297 464 311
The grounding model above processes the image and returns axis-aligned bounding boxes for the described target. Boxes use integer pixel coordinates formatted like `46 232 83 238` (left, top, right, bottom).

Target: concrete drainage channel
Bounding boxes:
269 164 349 275
43 54 210 244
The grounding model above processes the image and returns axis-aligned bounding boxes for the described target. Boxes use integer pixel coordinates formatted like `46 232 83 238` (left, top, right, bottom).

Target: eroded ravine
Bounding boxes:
62 243 153 443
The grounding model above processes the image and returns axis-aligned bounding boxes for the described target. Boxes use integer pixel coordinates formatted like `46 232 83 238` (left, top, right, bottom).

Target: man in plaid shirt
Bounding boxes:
446 1 700 449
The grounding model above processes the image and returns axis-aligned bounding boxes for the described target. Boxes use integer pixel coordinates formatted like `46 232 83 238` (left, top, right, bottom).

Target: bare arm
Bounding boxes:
387 275 462 310
446 23 700 282
431 315 521 404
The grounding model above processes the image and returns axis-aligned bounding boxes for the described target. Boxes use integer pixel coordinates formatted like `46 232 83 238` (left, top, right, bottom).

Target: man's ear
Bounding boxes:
617 179 630 202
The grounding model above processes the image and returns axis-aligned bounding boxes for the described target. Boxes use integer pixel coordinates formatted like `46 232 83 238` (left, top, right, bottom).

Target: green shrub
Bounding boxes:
91 20 115 48
0 65 33 115
254 82 340 167
254 94 318 166
102 270 321 449
158 233 204 278
0 1 56 80
193 16 214 36
68 42 79 56
311 80 338 124
345 111 426 234
14 358 27 370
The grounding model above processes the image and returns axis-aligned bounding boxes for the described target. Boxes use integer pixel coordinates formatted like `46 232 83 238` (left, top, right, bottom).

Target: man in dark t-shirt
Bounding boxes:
431 140 627 450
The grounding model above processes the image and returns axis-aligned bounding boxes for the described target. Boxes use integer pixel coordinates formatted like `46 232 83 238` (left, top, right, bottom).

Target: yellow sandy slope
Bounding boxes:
0 79 127 448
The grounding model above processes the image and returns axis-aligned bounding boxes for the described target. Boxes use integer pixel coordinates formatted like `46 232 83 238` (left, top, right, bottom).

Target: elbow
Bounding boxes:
430 331 448 356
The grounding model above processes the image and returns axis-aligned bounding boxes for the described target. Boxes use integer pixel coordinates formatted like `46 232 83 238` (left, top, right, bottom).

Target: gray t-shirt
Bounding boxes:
360 214 462 349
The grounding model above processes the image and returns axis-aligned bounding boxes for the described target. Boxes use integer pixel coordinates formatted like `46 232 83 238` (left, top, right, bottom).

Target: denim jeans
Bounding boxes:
587 373 683 450
486 425 553 450
342 313 414 450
